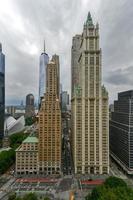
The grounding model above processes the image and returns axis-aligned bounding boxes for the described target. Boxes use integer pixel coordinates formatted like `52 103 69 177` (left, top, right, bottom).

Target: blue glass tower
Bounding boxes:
39 42 49 106
0 43 5 140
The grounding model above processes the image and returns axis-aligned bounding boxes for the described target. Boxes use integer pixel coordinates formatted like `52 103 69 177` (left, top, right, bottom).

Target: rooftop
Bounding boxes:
118 90 133 98
23 136 38 143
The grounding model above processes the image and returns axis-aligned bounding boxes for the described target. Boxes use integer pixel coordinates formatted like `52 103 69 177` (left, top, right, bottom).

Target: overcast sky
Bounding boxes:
0 0 133 105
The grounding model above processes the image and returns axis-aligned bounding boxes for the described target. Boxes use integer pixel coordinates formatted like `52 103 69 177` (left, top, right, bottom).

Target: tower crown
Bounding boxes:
86 12 93 26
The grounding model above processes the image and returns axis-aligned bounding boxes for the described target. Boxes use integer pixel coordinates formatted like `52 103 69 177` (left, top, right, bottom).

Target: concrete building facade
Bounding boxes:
71 12 109 174
110 90 133 174
38 60 61 175
16 136 38 175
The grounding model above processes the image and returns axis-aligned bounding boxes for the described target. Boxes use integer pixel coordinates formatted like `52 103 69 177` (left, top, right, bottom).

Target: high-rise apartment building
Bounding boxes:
110 90 133 174
38 60 61 175
39 42 49 106
0 43 5 140
71 12 109 174
25 94 35 118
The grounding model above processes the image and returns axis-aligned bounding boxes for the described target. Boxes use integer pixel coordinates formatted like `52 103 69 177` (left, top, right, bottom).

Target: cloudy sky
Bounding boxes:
0 0 133 105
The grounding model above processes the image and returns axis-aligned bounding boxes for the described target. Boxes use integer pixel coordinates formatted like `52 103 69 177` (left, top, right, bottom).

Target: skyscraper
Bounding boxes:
25 94 35 118
39 41 49 106
51 54 60 99
38 60 61 175
71 12 109 174
71 35 82 97
61 91 69 111
110 90 133 174
0 43 5 140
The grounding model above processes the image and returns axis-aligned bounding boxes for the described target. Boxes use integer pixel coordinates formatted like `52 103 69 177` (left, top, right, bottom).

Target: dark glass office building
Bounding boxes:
25 94 35 118
0 43 5 140
110 90 133 174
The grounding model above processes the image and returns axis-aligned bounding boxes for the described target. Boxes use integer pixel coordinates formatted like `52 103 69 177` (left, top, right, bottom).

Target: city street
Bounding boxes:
0 177 16 200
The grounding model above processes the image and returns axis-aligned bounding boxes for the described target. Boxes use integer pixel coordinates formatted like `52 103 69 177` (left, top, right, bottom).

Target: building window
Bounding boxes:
90 57 94 65
89 39 94 50
85 56 88 65
89 30 93 36
96 57 99 65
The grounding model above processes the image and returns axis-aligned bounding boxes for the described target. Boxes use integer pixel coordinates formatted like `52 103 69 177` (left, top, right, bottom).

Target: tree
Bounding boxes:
85 177 133 200
0 149 15 174
104 176 127 188
25 117 36 126
23 193 38 200
8 193 16 200
9 132 29 149
44 198 51 200
15 197 22 200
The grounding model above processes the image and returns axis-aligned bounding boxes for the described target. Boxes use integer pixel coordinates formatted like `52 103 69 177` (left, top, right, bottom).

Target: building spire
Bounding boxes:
0 43 2 52
86 11 93 26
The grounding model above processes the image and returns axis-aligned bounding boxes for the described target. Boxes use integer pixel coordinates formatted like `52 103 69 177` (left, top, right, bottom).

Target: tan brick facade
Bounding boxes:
38 61 61 175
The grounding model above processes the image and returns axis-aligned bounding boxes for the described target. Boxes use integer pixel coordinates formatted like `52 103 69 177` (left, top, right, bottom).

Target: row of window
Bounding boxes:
85 56 99 65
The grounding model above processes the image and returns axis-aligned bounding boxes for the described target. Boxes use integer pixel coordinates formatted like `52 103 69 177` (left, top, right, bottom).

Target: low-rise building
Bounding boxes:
16 136 38 175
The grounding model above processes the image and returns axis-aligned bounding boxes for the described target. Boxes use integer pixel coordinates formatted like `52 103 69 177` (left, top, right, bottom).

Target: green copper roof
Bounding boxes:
86 11 93 25
23 136 38 143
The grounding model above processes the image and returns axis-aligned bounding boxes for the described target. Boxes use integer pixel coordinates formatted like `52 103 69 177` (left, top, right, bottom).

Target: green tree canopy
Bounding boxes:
25 117 36 126
9 132 29 150
23 193 38 200
8 193 16 200
44 197 51 200
0 149 15 174
85 176 133 200
104 176 127 188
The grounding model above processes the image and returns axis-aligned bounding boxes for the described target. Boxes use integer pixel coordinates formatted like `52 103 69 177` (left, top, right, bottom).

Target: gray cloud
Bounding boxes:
1 0 94 105
99 0 133 70
105 66 133 85
0 0 133 105
98 0 133 102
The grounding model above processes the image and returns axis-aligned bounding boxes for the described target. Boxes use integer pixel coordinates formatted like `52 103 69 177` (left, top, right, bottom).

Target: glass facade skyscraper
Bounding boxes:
0 43 5 140
110 90 133 174
25 94 35 118
39 44 49 106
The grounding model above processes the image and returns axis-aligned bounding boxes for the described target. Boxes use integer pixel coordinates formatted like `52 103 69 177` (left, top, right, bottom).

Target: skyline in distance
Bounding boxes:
0 0 133 105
